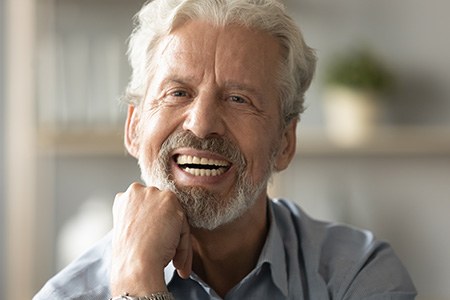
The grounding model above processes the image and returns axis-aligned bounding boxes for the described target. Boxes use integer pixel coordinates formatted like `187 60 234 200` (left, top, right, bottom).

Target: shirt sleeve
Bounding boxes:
33 232 113 300
272 199 417 299
338 240 417 299
311 220 417 299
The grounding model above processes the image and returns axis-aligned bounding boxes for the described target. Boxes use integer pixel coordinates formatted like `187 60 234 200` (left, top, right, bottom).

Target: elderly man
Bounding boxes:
34 0 416 299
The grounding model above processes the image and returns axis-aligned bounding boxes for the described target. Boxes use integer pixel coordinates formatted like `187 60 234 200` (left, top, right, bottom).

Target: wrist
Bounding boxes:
110 292 174 300
110 269 167 298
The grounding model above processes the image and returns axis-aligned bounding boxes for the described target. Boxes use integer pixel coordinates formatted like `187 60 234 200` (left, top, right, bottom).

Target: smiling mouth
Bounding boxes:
175 154 231 177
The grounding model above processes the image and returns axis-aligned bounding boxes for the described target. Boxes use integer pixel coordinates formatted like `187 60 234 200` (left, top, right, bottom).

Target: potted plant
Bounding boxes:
323 47 393 146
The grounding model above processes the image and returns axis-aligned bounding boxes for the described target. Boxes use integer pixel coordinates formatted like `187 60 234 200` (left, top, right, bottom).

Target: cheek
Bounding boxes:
139 109 180 160
237 127 279 178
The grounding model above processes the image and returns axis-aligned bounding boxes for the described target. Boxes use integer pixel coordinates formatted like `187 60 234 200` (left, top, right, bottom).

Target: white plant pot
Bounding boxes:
323 86 381 147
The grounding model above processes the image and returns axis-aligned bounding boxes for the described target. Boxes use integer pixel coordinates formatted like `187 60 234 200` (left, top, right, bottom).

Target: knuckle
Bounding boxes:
128 182 144 192
112 192 124 209
114 192 123 202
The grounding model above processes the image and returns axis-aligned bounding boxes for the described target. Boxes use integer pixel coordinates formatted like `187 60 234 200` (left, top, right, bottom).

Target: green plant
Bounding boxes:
325 47 393 93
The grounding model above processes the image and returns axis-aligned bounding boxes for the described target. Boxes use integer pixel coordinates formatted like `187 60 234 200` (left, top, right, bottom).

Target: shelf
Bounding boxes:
297 126 450 156
38 126 450 157
38 127 127 156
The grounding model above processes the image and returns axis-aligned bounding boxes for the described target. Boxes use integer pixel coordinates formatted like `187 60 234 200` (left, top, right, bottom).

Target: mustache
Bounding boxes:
160 131 246 166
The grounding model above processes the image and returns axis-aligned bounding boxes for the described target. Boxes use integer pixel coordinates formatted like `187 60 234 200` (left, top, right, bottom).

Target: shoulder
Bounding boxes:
270 199 379 271
270 199 417 299
33 232 112 300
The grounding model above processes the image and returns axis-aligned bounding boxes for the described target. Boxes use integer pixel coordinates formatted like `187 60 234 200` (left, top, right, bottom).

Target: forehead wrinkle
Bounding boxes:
213 25 280 87
160 30 219 87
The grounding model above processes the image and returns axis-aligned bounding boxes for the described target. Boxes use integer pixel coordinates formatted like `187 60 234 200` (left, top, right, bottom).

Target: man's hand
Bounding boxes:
110 183 192 296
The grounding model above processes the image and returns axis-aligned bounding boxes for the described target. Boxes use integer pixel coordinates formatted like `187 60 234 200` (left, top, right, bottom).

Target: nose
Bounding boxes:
182 92 225 138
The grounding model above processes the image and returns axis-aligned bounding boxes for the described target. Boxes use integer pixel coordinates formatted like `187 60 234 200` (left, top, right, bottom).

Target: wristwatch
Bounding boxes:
109 292 175 300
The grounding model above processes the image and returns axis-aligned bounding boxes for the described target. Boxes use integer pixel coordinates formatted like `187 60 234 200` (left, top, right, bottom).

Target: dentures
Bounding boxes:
176 155 230 176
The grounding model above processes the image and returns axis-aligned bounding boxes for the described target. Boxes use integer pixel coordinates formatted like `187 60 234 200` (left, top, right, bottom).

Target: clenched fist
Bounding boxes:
110 183 192 296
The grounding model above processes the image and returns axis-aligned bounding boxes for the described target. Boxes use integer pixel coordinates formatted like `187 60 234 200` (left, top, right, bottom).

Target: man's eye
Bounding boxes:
171 90 188 97
229 95 247 104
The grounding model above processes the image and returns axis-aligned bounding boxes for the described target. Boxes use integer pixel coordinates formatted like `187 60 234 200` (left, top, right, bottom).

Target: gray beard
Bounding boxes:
138 131 275 230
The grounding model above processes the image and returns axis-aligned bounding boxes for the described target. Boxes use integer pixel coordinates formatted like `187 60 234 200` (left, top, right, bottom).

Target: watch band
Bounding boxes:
110 292 175 300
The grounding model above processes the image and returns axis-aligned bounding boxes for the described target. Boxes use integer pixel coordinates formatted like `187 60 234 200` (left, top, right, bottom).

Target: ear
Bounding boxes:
124 105 141 158
274 119 297 172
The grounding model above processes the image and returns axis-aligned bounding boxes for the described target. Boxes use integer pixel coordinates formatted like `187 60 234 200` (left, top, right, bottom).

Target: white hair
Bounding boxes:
125 0 317 125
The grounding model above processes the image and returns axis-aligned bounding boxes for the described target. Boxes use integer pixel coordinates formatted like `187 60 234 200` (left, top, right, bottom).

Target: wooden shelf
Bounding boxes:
297 126 450 156
38 127 127 156
38 126 450 157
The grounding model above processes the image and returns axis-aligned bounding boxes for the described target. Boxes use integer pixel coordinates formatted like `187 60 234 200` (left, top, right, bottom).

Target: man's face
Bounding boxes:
126 21 296 229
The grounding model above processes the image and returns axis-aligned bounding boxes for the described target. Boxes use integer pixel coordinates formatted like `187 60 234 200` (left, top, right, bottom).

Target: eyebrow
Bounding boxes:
222 81 264 99
167 76 262 91
159 75 196 88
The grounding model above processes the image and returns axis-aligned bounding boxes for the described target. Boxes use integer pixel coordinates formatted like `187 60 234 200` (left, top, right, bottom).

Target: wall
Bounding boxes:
0 0 5 293
53 155 140 269
287 0 450 128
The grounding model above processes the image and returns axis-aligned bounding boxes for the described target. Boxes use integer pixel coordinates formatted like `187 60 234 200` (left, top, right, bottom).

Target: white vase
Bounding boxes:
323 86 381 147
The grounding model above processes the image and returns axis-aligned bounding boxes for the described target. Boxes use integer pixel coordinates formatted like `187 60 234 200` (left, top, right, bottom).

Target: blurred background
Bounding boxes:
1 0 449 299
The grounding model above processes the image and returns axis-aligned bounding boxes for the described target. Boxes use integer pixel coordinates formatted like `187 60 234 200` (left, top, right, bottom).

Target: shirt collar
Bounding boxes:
164 200 288 296
165 261 177 284
255 200 289 296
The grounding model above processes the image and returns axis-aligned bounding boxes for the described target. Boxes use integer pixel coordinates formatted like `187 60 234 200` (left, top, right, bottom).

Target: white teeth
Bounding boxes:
176 154 230 177
176 155 229 167
184 167 225 177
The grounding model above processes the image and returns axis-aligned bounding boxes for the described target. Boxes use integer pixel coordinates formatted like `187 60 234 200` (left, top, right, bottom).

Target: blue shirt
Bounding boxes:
34 199 417 299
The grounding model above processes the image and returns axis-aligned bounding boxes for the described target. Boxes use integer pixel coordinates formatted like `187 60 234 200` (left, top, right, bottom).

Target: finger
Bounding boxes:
112 192 124 223
173 215 193 279
112 182 145 222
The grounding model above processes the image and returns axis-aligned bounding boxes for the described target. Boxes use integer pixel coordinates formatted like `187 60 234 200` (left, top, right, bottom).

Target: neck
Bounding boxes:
190 195 269 298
